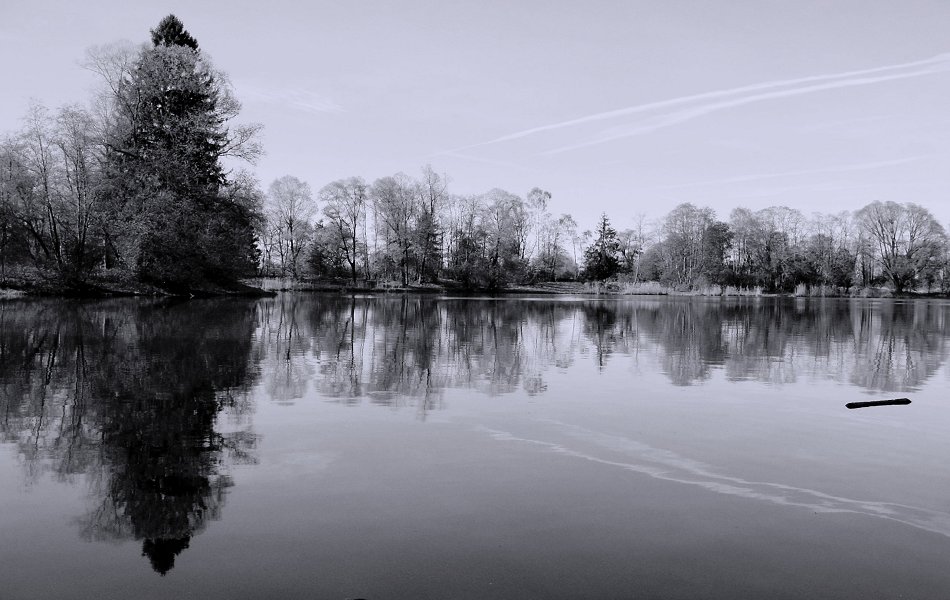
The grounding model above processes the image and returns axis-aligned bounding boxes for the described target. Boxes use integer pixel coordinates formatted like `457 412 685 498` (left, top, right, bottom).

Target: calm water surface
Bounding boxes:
2 295 950 599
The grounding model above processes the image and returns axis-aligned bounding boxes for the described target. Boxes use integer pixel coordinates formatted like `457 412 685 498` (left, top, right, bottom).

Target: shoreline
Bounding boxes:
0 276 275 300
3 276 948 301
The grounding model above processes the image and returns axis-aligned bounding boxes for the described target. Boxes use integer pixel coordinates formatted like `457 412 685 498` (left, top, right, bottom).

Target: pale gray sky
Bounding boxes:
2 0 949 231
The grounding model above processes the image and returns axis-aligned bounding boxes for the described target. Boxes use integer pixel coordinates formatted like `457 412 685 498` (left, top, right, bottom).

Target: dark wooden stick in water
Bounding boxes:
846 398 911 409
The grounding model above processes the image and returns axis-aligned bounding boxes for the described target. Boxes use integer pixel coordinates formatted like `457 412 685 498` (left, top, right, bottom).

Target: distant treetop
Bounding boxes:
150 14 199 50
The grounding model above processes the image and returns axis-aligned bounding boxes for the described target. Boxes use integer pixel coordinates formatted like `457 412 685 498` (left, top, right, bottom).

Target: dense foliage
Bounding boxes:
583 214 621 281
0 15 262 291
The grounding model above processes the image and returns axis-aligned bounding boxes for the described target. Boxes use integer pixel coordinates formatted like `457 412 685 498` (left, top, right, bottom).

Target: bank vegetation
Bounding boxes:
2 17 947 297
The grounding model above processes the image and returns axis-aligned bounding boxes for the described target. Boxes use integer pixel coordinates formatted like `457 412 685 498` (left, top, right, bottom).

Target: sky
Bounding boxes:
2 0 950 232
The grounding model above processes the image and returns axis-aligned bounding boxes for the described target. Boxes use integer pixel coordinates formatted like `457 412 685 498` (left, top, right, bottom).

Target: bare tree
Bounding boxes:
416 165 448 282
17 102 64 268
480 188 527 282
371 174 417 285
857 201 947 293
267 176 316 278
526 187 552 265
557 214 579 279
320 177 368 284
54 105 100 274
661 203 717 286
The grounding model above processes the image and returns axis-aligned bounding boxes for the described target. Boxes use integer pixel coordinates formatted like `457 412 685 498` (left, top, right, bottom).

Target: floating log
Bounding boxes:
846 398 911 409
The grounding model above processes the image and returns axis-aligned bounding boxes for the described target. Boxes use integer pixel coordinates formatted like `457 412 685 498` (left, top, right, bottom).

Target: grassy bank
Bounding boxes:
5 270 943 300
1 267 274 298
244 278 788 297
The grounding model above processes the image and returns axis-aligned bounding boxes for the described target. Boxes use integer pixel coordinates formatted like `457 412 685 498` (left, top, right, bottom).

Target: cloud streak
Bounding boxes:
545 65 950 154
442 53 950 156
239 84 342 115
657 156 929 190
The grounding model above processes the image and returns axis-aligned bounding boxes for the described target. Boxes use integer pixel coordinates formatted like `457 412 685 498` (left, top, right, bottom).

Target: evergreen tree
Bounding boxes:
584 214 621 281
102 15 260 289
150 14 199 50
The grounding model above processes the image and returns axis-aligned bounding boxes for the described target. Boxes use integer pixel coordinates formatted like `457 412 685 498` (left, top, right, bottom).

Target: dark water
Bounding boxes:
2 295 950 599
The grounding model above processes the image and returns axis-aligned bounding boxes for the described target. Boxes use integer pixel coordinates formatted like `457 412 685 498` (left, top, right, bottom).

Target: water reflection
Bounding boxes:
255 296 950 400
254 296 586 410
0 299 259 574
482 421 950 539
2 295 949 575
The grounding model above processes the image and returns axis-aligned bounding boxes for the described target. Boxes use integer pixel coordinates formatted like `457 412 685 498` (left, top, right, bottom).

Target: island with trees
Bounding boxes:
1 16 948 298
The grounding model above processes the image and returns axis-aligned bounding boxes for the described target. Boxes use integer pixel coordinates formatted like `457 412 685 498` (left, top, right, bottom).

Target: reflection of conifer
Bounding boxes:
142 537 191 576
102 382 229 573
6 294 950 580
0 299 259 574
88 301 258 573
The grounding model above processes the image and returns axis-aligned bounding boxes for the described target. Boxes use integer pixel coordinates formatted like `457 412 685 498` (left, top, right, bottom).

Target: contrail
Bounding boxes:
239 83 342 114
439 53 950 155
545 66 949 154
656 156 928 189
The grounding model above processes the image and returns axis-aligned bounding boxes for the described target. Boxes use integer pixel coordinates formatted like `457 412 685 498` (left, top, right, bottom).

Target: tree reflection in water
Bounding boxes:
0 299 259 574
1 295 948 574
254 296 950 400
255 296 584 412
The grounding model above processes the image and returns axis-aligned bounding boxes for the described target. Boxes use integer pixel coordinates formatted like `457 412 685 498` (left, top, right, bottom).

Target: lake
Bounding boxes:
2 294 950 599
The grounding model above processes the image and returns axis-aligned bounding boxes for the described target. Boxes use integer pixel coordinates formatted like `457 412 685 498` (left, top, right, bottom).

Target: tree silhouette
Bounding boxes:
584 214 621 281
150 14 199 50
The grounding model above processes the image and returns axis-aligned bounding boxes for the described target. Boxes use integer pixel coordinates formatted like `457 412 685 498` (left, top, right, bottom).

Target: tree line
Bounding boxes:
260 170 583 289
261 168 949 293
634 201 948 294
1 15 946 294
